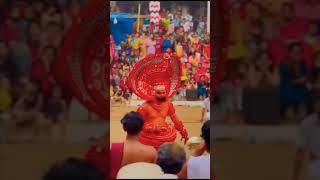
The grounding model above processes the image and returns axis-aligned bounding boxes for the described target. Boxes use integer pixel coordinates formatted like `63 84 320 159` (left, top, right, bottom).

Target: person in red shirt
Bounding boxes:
31 46 57 96
194 63 208 83
119 76 128 93
155 33 163 54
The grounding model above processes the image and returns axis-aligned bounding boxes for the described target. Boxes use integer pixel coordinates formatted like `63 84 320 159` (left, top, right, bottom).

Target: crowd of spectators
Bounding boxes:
110 2 211 103
0 0 86 142
214 0 320 125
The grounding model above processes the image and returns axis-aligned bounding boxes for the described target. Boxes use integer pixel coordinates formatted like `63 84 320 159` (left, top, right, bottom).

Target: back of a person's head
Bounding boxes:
156 142 186 174
121 111 144 136
201 120 210 151
43 158 104 180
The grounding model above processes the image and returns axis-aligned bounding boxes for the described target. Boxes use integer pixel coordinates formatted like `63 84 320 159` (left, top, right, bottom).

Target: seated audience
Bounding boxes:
178 120 210 179
156 142 186 179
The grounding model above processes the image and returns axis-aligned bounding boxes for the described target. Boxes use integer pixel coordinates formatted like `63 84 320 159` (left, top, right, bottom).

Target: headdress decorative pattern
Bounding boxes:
128 52 182 100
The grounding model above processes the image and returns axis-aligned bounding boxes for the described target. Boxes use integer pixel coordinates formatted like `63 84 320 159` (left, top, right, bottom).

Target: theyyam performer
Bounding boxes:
127 49 189 149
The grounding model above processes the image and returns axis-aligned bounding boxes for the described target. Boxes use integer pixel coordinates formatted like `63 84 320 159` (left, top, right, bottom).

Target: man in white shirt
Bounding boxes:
178 121 210 179
294 98 320 180
201 89 210 122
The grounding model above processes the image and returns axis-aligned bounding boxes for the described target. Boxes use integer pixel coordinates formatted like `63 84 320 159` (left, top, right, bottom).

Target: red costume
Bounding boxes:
128 50 189 149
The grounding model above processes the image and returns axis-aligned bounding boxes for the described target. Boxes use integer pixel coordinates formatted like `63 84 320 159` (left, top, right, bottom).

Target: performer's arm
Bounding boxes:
168 103 188 143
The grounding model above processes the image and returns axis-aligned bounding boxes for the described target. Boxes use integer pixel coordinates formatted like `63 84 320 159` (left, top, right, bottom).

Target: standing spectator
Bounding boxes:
139 32 147 58
172 14 180 30
113 72 121 88
280 43 311 122
146 34 156 55
186 78 196 90
189 53 199 69
194 63 207 83
166 21 175 35
155 33 163 54
175 42 183 57
182 34 190 55
201 88 210 122
191 33 200 52
196 16 205 36
197 75 208 100
31 46 57 96
120 76 128 93
162 35 172 52
131 33 140 59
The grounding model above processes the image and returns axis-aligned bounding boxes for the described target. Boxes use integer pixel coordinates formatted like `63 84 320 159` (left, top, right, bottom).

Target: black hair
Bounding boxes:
43 158 104 180
121 111 144 136
201 120 210 151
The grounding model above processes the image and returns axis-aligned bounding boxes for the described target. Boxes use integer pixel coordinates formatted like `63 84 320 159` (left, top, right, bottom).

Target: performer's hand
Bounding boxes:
180 136 188 144
180 130 189 144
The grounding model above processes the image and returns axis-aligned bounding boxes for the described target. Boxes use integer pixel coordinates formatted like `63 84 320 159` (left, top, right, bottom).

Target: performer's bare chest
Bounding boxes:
145 102 169 119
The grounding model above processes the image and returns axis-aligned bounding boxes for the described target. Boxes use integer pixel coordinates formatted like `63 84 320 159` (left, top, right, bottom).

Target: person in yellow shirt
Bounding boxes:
162 18 171 28
131 33 140 57
140 33 147 58
181 63 188 82
189 53 200 69
110 86 114 97
175 42 183 57
228 15 249 60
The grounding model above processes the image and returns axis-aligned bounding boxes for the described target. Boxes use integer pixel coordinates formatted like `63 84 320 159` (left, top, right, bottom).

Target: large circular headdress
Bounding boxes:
128 51 182 101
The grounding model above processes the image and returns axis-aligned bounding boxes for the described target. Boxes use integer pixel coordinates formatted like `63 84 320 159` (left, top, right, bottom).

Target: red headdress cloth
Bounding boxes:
128 51 182 101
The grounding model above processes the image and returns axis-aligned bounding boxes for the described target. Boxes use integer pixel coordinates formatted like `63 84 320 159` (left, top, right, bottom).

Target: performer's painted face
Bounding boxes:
155 89 167 102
